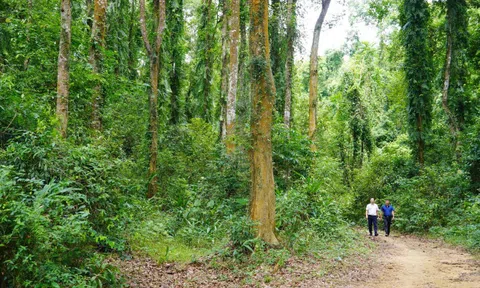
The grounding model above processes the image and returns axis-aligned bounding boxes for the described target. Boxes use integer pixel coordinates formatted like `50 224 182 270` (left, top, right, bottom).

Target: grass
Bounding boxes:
126 205 225 263
130 234 214 263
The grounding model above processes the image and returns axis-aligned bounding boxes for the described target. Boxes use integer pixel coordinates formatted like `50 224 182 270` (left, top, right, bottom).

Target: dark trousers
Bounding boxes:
368 215 378 235
384 215 393 235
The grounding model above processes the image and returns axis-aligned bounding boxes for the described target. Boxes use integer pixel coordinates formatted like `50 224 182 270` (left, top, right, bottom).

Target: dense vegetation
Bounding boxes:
1 0 479 286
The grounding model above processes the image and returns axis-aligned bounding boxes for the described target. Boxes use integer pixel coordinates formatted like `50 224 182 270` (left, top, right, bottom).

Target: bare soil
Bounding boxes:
361 234 480 288
109 233 479 287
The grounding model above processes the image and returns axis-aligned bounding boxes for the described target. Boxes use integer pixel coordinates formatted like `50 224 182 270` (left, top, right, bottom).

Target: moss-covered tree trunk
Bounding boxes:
236 0 250 127
55 0 72 138
89 0 108 131
127 0 137 79
220 0 230 140
283 0 296 128
249 0 279 245
140 0 166 198
442 0 468 157
308 0 331 145
226 0 240 153
167 0 185 125
400 0 433 166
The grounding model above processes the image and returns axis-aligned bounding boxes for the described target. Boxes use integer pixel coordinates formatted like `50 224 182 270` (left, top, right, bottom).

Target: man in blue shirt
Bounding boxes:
380 200 395 236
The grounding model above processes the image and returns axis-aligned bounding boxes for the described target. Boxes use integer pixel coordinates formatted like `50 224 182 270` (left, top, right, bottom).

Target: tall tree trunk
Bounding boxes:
220 0 230 139
442 31 459 141
236 0 250 126
283 0 296 128
127 0 137 79
168 0 185 125
226 0 240 153
140 0 166 198
442 0 468 158
308 0 331 144
203 0 214 122
90 0 108 131
249 0 279 245
55 0 72 138
400 0 433 167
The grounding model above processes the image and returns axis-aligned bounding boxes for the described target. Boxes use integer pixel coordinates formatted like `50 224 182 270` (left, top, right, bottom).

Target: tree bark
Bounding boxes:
236 0 250 126
308 0 331 144
89 0 108 131
249 0 279 245
168 0 184 125
283 0 296 128
442 31 459 140
127 0 137 79
226 0 240 153
202 0 215 122
55 0 72 138
140 0 166 198
220 0 230 140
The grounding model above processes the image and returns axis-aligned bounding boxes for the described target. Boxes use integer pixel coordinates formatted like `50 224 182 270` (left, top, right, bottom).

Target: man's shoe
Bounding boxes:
385 234 388 237
375 234 379 236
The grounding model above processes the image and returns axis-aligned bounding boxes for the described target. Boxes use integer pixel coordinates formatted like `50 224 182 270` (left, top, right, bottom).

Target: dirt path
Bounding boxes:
109 233 479 287
363 234 480 288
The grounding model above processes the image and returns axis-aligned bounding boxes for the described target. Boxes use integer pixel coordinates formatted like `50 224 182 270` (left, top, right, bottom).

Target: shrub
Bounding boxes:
0 166 124 287
0 130 129 286
276 176 349 250
272 124 314 190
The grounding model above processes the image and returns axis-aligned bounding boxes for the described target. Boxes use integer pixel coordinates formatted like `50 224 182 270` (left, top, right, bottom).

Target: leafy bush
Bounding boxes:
350 134 415 219
156 118 250 208
0 130 130 286
272 124 314 190
276 176 349 250
0 166 124 287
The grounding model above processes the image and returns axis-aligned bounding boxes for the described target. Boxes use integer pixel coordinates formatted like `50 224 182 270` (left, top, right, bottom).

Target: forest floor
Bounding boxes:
109 232 480 287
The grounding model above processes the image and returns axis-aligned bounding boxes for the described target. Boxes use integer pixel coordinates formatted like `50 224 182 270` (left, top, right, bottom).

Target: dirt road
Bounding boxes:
365 234 480 288
110 233 479 287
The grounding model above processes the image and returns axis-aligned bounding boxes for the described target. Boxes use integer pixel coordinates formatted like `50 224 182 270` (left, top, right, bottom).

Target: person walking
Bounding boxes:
381 200 395 236
365 198 379 236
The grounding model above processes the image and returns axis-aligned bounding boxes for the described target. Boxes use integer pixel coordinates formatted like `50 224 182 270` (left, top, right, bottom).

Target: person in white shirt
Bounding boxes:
365 198 379 236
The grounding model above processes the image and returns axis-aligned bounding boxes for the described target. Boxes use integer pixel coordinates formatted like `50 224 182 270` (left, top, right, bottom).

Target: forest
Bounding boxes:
0 0 479 286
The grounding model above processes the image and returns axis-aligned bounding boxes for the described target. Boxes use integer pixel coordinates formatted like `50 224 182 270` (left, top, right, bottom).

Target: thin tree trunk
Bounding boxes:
249 0 279 245
283 0 296 128
55 0 72 138
90 0 108 131
203 0 214 122
226 0 240 153
127 0 137 78
308 0 331 145
236 0 250 126
140 0 166 198
442 32 459 141
220 0 230 140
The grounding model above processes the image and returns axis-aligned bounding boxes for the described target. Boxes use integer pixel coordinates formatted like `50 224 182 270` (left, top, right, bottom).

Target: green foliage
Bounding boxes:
0 129 135 286
350 132 479 251
0 167 125 287
187 0 220 122
400 0 434 162
1 0 480 284
272 124 314 189
276 172 349 251
157 118 250 206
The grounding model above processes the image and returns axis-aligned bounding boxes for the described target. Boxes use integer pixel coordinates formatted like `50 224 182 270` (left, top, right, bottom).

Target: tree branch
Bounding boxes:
154 0 166 55
139 0 152 56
